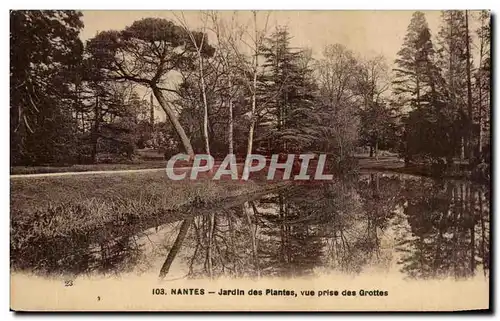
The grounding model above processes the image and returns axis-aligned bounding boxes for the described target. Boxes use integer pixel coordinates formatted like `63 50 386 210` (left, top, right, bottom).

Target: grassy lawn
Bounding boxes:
10 171 284 252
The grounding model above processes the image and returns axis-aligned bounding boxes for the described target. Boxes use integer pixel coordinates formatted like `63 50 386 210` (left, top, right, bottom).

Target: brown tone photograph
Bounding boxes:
10 10 491 311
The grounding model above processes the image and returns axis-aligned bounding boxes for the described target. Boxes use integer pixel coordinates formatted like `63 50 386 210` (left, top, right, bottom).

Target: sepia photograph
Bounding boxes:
9 9 491 312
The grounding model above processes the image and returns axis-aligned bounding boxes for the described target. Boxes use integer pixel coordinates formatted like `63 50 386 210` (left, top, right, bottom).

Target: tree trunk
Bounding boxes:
465 10 474 161
278 194 286 264
477 15 485 157
159 218 193 279
150 93 155 134
227 211 238 276
198 55 211 156
228 75 234 155
247 103 256 155
479 188 486 275
246 15 258 159
478 75 483 156
375 139 379 161
91 95 100 164
246 202 260 278
206 213 215 278
469 185 475 275
151 86 195 160
416 76 420 108
461 137 465 160
243 13 259 181
459 182 465 277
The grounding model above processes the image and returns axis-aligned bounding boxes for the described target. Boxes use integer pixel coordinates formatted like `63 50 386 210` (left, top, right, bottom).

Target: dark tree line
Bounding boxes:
10 11 491 173
11 10 84 165
394 10 491 172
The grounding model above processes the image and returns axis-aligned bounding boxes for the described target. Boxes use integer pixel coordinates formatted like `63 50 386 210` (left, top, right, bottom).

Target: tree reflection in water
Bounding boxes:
12 173 489 281
394 178 490 279
165 174 489 280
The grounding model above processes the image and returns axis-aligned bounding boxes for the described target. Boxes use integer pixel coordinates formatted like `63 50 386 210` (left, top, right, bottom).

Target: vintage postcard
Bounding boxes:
10 10 491 312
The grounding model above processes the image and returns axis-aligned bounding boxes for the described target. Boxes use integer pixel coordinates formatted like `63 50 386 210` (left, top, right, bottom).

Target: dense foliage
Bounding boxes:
10 10 491 176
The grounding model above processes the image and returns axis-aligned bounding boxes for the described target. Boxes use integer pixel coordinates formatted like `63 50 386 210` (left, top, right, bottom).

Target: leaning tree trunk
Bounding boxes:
151 86 195 161
246 202 260 278
159 218 194 279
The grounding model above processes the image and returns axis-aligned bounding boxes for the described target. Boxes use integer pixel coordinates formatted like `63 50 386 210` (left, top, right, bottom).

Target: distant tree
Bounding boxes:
355 56 397 157
316 44 360 159
98 88 151 160
359 100 398 158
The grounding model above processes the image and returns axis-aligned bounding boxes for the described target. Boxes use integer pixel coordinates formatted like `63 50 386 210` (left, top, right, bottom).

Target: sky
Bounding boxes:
78 10 477 121
80 10 443 61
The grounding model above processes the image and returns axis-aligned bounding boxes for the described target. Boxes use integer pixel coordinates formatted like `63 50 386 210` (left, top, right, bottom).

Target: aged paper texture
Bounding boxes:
10 10 491 312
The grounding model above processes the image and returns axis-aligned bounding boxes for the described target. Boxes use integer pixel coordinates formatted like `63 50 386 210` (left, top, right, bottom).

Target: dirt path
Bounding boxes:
10 167 183 179
10 157 406 179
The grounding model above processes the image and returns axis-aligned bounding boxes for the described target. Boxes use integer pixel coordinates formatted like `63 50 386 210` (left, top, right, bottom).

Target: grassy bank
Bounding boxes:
11 172 286 253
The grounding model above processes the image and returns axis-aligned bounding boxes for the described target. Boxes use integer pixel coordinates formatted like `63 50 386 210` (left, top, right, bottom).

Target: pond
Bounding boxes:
11 171 490 281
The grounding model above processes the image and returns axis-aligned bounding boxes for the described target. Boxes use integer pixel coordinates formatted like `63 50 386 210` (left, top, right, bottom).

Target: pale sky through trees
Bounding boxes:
80 10 443 61
79 10 479 121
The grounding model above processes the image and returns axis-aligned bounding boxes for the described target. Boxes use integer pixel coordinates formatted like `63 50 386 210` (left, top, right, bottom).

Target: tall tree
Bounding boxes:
86 18 214 160
393 11 449 164
246 11 265 159
436 10 470 160
465 11 474 161
209 11 244 156
222 12 270 160
175 12 213 156
474 10 491 158
258 26 319 153
10 10 84 165
393 11 440 112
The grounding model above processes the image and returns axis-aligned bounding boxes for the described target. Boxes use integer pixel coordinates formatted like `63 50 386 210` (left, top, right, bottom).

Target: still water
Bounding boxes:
11 172 490 281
